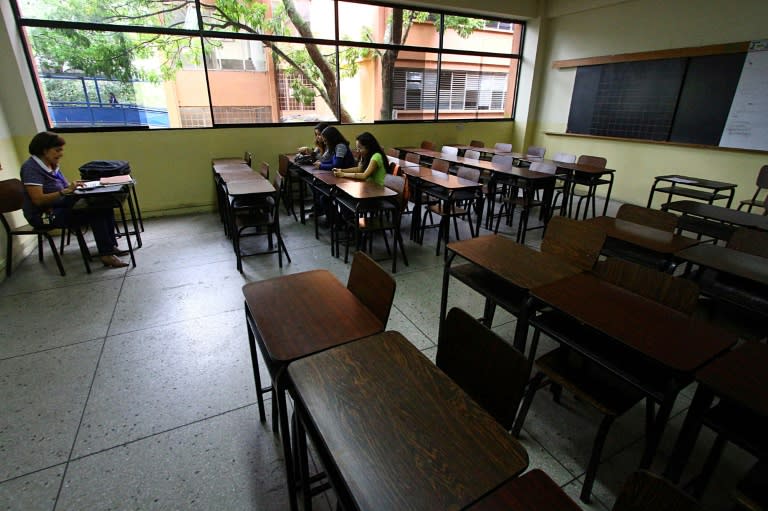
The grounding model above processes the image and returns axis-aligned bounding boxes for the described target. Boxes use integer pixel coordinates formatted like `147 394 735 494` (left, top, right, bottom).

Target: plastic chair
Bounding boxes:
738 165 768 213
244 151 253 167
525 146 546 159
440 145 458 158
423 165 480 256
420 140 436 151
464 149 481 160
259 161 270 180
437 307 530 431
385 147 399 158
513 258 699 503
494 142 513 152
570 155 609 219
602 204 681 268
469 140 485 148
1 178 90 277
494 160 556 242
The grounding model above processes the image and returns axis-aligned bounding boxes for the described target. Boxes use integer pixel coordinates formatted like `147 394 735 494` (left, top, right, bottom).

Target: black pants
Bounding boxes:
51 206 118 256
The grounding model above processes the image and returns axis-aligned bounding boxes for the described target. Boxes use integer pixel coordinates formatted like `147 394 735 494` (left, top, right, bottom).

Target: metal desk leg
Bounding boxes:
438 252 456 344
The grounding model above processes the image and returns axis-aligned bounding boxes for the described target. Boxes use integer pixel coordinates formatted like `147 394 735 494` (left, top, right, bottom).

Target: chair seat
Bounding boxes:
428 203 470 217
535 348 645 417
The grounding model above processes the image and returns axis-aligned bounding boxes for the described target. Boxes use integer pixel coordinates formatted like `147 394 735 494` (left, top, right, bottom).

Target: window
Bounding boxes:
12 0 524 129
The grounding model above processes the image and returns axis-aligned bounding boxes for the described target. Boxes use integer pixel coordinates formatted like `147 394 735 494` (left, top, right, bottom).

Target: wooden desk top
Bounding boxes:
448 235 583 291
219 170 263 183
532 273 737 372
490 165 557 181
226 179 274 196
401 166 481 190
211 157 246 166
548 160 616 175
289 331 528 511
448 144 515 156
586 216 700 254
695 341 768 418
336 180 398 200
676 244 768 286
466 469 581 510
213 162 252 174
399 147 512 173
665 200 768 230
654 175 737 190
386 155 419 167
242 270 383 362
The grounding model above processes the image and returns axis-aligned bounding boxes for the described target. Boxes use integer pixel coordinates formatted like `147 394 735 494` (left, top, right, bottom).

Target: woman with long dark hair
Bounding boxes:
316 126 356 170
333 131 388 186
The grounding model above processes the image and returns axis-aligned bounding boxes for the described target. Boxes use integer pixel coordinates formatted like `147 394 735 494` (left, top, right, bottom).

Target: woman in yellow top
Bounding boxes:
332 131 387 186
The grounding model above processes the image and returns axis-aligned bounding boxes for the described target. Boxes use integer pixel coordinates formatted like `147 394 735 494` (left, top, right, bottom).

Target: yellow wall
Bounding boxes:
533 0 768 206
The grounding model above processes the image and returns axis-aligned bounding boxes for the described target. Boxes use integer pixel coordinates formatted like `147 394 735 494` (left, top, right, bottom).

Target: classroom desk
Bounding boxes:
676 244 768 287
440 234 583 350
288 331 529 511
400 164 483 243
398 146 515 174
664 200 768 241
73 182 139 267
647 175 737 209
484 165 558 240
530 273 737 468
242 270 383 511
386 155 419 168
447 144 515 157
549 160 616 218
465 469 582 511
585 216 701 271
664 342 768 487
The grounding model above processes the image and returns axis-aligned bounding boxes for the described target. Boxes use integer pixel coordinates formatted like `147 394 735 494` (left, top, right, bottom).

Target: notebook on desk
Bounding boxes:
100 175 133 185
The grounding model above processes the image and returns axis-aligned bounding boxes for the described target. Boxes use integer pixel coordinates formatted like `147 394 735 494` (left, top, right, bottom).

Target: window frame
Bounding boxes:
10 0 525 131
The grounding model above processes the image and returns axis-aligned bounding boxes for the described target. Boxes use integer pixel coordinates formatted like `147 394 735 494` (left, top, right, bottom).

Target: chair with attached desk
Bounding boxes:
738 164 768 213
437 307 530 431
493 160 556 242
1 178 91 277
570 155 610 219
426 166 482 257
231 184 290 271
601 203 681 268
513 258 700 503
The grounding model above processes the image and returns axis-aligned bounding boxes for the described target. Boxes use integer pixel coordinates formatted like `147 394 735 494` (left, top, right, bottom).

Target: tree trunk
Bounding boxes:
379 9 404 121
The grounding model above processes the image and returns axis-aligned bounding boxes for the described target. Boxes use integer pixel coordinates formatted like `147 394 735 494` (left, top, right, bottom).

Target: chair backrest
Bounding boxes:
756 164 768 188
0 178 25 214
612 471 699 511
593 258 699 315
437 308 529 430
491 154 515 170
385 147 399 157
552 152 577 164
464 149 481 160
440 145 459 157
431 158 450 173
541 216 606 271
727 227 768 258
405 152 421 164
384 174 407 211
469 139 485 147
526 146 546 159
616 203 678 232
456 166 481 183
529 161 557 175
388 160 398 175
420 140 436 150
244 151 253 167
278 154 290 177
259 161 270 180
577 154 607 168
347 251 396 327
494 142 513 152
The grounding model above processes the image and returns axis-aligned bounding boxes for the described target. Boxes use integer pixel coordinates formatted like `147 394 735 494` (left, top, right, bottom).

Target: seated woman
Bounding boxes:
20 131 128 268
333 131 387 186
298 122 330 163
315 126 356 170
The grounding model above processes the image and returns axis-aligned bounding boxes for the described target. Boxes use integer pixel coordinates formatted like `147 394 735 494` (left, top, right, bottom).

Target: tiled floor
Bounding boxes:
0 198 756 510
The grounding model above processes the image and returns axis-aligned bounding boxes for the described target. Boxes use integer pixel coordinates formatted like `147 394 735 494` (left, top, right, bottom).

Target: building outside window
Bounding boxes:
11 0 523 129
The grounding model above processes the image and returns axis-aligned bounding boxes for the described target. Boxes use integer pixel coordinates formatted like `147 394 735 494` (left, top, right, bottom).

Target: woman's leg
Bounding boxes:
79 209 127 267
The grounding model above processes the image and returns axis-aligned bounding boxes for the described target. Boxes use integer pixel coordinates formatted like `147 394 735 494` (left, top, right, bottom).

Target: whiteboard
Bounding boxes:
719 40 768 151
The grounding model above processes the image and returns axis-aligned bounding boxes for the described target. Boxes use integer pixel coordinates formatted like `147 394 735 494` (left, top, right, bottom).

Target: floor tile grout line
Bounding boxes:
51 271 129 511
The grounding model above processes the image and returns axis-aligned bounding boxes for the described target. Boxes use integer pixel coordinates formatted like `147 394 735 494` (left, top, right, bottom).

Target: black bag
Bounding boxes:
294 153 316 165
79 160 131 180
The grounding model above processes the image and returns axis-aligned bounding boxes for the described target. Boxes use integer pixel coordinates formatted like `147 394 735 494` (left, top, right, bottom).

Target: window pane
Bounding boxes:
436 57 516 120
25 27 207 128
270 42 339 123
387 51 439 121
18 0 194 29
201 0 335 40
440 15 519 54
336 3 435 46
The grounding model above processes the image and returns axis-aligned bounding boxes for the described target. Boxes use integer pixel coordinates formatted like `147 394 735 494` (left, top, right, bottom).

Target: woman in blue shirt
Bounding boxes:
316 126 356 170
333 132 387 186
20 131 128 268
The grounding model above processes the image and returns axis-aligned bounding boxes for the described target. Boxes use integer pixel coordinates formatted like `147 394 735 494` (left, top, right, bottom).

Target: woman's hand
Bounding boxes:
298 146 309 155
61 181 79 195
333 169 344 177
313 161 321 168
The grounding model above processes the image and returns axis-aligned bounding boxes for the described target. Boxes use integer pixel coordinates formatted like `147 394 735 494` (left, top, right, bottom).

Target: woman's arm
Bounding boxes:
334 159 378 179
25 182 78 207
